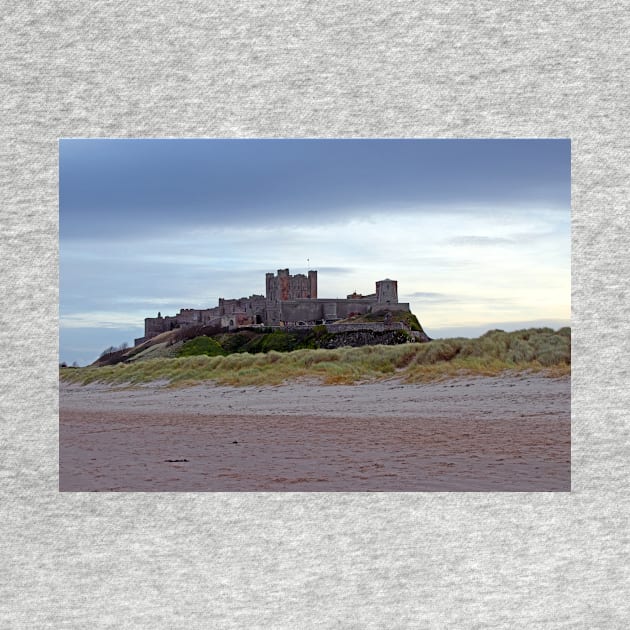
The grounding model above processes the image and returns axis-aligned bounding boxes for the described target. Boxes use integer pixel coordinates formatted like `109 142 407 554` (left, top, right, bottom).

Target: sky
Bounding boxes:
59 138 571 366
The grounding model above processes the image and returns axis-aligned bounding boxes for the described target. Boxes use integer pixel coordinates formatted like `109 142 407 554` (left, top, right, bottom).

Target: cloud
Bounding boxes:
313 266 355 275
447 236 515 246
405 291 457 301
404 292 517 306
60 311 147 329
445 228 566 248
60 139 570 239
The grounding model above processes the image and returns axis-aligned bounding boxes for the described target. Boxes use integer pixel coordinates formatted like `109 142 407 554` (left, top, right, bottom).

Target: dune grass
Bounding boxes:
60 327 570 387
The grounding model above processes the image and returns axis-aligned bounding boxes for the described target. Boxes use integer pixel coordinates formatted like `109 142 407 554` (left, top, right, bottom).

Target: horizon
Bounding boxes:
59 138 571 366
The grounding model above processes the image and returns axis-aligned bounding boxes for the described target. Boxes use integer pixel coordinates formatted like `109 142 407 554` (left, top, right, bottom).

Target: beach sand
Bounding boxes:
59 374 570 491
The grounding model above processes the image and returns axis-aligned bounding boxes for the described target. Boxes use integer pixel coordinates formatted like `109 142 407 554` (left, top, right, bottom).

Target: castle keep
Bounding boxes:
135 269 410 345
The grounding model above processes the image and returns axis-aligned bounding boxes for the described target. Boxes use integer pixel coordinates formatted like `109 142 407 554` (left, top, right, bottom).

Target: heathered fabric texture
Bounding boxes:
1 2 629 627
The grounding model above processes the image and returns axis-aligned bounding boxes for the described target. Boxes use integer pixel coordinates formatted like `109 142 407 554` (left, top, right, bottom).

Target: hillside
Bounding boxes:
89 308 429 367
62 327 571 387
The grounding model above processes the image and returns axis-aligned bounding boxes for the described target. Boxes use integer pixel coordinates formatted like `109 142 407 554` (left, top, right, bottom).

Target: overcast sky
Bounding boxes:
60 138 571 365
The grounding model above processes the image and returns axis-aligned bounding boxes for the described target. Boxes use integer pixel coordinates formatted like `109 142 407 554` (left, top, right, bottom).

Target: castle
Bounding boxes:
134 268 410 346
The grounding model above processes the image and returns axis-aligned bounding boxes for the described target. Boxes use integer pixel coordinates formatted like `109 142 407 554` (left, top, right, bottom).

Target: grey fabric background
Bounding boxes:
1 1 628 627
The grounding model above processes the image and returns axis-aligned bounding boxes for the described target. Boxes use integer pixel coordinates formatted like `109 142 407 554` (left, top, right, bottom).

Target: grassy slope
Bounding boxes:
337 309 425 332
61 327 571 387
91 309 424 367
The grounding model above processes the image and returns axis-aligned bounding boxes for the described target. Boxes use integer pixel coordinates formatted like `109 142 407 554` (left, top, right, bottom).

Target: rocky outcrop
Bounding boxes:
317 328 429 349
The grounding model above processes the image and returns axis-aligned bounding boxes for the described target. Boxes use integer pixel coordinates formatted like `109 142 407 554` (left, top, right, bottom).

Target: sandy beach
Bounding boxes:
59 374 570 491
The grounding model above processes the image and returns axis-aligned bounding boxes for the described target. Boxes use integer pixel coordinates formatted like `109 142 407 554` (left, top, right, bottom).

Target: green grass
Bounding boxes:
178 336 225 357
201 327 331 355
61 327 570 387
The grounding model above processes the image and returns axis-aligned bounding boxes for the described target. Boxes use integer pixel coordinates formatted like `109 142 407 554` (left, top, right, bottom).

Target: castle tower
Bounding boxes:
266 268 318 302
277 268 290 301
265 273 276 301
375 279 398 305
308 270 317 299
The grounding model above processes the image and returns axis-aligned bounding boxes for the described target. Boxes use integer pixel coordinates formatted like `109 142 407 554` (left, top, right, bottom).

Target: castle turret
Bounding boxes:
375 279 398 305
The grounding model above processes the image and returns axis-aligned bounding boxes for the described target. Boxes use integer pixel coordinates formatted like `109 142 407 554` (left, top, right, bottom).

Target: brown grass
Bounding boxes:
60 327 570 387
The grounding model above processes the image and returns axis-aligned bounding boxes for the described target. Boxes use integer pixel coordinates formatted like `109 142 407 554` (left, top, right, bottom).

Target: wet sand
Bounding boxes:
59 375 570 491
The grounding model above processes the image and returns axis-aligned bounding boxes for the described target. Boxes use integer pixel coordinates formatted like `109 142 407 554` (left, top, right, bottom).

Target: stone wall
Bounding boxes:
276 299 411 325
325 321 406 333
317 328 416 349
